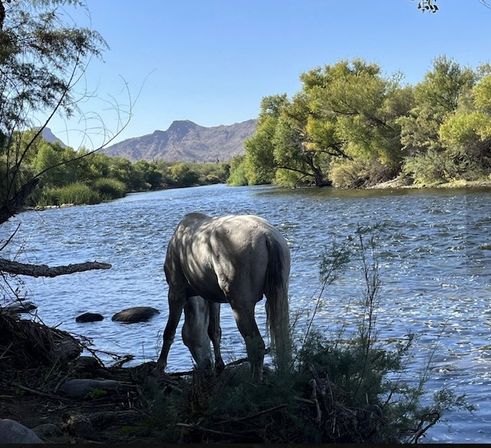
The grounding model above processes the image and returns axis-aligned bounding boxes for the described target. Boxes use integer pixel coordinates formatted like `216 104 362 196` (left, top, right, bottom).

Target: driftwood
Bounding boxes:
0 258 111 277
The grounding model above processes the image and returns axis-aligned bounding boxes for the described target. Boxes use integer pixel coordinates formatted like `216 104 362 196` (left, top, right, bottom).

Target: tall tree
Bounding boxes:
0 0 114 286
398 57 475 155
0 0 108 224
244 95 288 184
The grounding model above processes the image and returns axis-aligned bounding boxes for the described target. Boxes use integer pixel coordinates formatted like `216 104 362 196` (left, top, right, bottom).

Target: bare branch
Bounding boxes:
0 258 111 277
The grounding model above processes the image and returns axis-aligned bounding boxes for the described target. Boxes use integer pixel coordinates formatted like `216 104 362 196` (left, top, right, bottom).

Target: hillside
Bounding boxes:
103 119 257 162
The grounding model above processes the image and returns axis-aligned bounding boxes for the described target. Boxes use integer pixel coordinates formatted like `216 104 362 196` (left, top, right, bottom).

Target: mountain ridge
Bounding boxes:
103 119 257 162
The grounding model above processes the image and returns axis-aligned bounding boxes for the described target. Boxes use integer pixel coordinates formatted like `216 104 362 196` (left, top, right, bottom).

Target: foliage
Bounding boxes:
0 0 106 223
93 177 126 200
398 56 475 155
233 56 491 189
227 155 248 186
239 59 413 187
329 157 396 188
38 182 101 206
0 129 232 207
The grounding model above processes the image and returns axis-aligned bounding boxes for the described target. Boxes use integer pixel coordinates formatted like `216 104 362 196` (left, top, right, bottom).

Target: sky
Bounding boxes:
43 0 491 150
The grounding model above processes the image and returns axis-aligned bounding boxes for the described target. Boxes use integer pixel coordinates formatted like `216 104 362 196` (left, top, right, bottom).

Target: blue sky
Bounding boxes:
45 0 491 149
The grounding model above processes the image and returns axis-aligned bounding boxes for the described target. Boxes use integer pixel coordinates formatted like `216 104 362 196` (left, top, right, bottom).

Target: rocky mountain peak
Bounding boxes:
103 119 257 163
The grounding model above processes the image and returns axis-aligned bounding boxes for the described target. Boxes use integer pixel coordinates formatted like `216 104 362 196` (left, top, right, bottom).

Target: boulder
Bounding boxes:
111 306 160 323
50 336 82 362
0 419 43 443
76 312 104 323
59 378 122 399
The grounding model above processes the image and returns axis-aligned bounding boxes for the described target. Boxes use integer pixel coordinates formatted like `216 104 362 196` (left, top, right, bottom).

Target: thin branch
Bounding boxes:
0 258 111 277
0 222 21 252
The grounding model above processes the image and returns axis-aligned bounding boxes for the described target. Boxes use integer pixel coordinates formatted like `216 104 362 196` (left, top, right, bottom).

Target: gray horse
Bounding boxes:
156 212 291 381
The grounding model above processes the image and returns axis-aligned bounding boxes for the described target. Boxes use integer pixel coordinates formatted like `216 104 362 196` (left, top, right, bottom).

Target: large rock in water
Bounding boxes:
0 419 43 443
76 312 104 323
111 306 160 323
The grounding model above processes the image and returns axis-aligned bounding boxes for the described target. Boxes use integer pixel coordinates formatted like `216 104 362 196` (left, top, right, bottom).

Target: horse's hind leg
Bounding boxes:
157 286 186 371
231 301 265 382
208 302 225 372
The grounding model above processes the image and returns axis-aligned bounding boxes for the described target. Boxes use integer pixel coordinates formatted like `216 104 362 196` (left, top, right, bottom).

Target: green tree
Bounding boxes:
398 57 475 155
438 73 491 177
169 162 199 187
243 59 412 187
244 95 288 184
0 0 105 223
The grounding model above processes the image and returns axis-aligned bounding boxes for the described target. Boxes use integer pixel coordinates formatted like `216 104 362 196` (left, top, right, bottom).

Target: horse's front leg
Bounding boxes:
157 287 186 372
208 302 225 372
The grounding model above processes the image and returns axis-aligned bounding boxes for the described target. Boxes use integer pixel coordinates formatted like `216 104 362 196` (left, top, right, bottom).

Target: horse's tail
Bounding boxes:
265 235 292 373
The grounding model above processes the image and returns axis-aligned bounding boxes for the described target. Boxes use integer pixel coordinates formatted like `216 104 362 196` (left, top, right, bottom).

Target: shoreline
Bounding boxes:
367 178 491 190
22 179 491 212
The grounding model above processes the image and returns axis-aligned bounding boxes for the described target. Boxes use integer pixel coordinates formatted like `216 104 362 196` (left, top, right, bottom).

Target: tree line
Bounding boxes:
1 131 230 207
228 57 491 188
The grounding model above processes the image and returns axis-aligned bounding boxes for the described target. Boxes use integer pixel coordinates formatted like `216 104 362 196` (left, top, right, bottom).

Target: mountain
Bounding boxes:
40 127 66 147
103 119 257 162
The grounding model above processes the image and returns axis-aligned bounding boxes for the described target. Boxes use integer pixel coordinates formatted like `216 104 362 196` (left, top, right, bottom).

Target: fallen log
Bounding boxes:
0 259 111 277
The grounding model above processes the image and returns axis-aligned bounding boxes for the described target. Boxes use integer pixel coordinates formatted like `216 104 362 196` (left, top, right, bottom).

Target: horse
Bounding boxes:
156 212 291 381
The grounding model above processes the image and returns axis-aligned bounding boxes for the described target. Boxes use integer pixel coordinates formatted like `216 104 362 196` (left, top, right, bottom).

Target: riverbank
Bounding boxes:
0 310 463 444
368 177 491 190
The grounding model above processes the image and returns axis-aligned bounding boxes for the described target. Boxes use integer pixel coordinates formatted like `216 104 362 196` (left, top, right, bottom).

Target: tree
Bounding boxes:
398 57 475 155
244 95 288 184
0 0 107 224
0 0 121 285
242 59 412 187
439 72 491 174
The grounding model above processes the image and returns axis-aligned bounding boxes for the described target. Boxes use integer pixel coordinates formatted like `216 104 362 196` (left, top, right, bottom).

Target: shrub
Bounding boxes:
402 150 486 185
329 158 395 188
93 177 126 200
227 158 248 186
38 183 101 206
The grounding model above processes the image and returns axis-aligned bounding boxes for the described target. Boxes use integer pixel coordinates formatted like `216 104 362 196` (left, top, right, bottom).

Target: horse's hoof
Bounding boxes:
215 360 225 373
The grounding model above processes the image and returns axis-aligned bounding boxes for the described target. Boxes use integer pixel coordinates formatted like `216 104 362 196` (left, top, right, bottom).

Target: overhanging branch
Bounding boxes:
0 258 112 277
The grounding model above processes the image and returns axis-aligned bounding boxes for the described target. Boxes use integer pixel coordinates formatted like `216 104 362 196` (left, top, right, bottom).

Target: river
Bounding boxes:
2 184 491 442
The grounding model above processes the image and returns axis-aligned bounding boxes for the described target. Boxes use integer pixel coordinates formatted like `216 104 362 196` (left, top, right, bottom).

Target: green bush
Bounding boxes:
38 183 101 206
93 177 126 200
227 158 248 185
329 158 395 188
401 150 487 185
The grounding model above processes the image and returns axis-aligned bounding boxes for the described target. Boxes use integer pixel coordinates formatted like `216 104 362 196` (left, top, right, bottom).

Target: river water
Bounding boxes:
2 184 491 442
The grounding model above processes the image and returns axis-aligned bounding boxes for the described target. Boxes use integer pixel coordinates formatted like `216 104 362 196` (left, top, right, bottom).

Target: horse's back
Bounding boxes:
165 213 289 302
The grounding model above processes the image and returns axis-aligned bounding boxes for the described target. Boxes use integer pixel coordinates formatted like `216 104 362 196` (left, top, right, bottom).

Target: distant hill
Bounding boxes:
103 119 257 162
40 127 66 147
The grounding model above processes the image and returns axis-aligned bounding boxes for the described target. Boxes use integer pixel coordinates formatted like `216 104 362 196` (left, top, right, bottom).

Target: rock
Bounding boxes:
0 419 43 443
50 336 82 362
63 414 93 438
76 312 104 323
70 356 102 374
111 306 160 323
59 378 122 399
32 423 63 439
4 301 37 314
